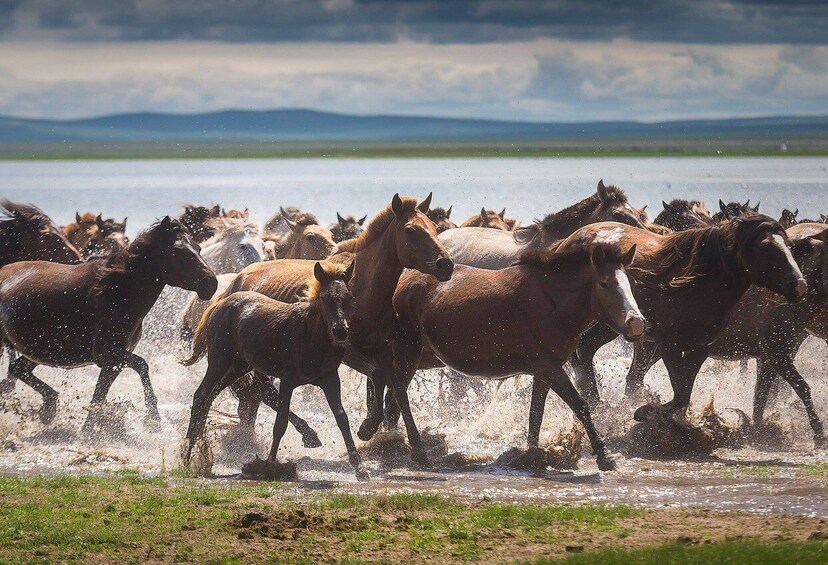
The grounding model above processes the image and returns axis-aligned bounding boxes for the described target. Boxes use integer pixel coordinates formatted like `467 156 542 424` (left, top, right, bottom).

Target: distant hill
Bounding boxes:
1 109 826 143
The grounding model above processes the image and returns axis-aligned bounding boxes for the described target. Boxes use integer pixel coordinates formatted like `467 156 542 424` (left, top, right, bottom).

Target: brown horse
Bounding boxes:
64 212 129 258
179 204 222 243
181 261 368 478
0 217 217 427
569 216 807 418
654 199 715 232
780 208 800 228
1 200 81 267
712 199 759 222
388 240 644 468
329 213 367 243
63 212 99 252
426 206 457 234
220 194 453 441
267 210 336 260
460 207 512 230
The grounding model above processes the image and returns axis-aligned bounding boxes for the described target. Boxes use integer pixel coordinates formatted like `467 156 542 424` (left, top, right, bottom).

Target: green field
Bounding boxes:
0 472 826 563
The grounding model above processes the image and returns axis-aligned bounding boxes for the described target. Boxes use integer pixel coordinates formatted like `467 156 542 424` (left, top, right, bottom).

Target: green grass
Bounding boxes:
535 539 828 564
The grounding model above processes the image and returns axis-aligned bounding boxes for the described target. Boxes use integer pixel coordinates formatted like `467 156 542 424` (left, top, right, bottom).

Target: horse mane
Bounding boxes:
643 216 761 287
203 217 259 241
516 184 629 243
302 261 351 302
517 239 624 272
337 198 417 253
90 219 181 295
0 199 55 233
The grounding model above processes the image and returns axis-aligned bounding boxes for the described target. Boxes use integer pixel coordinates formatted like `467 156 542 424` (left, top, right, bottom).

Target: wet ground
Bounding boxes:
1 329 827 516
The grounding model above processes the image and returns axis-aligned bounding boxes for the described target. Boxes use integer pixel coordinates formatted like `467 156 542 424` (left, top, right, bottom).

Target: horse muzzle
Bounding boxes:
624 312 646 341
196 276 219 300
332 324 350 344
433 257 454 282
785 278 808 303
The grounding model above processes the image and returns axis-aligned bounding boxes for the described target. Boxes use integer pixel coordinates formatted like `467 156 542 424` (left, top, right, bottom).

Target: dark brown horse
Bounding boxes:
181 261 368 478
1 200 81 267
712 199 759 222
426 206 457 234
179 204 222 243
0 217 217 428
388 240 644 469
220 194 453 442
568 216 807 419
780 208 800 228
329 213 367 243
654 199 715 232
460 207 512 231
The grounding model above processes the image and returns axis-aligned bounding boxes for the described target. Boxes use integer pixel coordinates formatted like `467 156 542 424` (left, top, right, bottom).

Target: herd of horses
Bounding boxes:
0 183 826 479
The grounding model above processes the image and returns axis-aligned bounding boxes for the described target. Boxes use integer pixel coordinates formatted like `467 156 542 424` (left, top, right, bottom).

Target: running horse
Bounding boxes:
1 200 81 267
329 213 367 243
0 217 217 429
387 239 645 468
568 216 807 419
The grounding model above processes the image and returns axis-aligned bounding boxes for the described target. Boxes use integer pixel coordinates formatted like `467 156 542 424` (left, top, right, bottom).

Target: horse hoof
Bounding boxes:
815 435 826 449
302 433 323 449
355 467 371 482
412 450 431 470
357 422 379 442
633 404 657 422
597 455 617 472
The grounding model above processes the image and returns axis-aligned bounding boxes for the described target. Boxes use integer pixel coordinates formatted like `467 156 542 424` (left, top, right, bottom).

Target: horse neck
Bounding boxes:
533 264 595 329
102 250 167 317
539 200 599 245
349 227 403 333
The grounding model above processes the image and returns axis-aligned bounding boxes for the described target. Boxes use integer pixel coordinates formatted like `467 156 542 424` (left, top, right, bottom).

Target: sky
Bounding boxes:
1 0 827 122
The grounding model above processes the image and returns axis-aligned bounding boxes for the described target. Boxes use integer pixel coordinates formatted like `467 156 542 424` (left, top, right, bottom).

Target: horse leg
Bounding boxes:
389 323 428 466
9 357 57 424
319 371 369 480
527 376 551 448
624 341 661 397
260 376 322 448
0 344 18 394
121 351 160 426
184 357 241 462
80 366 121 435
763 353 824 446
267 381 294 461
569 322 618 409
752 358 779 427
537 362 614 471
646 345 708 421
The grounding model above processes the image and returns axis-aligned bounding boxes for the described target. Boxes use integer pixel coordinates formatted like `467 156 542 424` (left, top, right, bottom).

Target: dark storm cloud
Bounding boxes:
4 0 828 44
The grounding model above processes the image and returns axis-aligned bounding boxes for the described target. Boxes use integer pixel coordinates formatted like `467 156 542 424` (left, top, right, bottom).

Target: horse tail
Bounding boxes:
179 299 220 366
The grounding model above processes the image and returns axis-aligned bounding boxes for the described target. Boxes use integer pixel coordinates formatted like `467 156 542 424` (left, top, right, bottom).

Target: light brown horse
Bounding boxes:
181 261 368 479
388 240 644 469
0 200 81 267
460 207 512 230
0 217 217 428
267 210 337 260
426 206 457 234
63 212 99 252
568 216 807 418
64 212 130 258
220 194 453 440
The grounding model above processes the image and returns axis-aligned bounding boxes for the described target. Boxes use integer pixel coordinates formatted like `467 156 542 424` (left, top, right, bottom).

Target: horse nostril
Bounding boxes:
333 326 349 340
625 313 645 337
436 257 454 271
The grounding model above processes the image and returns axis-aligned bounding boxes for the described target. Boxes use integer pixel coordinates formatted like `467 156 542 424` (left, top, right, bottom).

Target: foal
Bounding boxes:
181 261 368 479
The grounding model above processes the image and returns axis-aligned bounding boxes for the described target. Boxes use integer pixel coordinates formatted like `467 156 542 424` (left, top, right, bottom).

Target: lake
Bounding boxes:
1 157 826 235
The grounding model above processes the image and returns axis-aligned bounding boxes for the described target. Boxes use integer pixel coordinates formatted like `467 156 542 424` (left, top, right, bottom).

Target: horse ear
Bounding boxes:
640 205 648 213
160 216 172 231
417 192 432 214
754 201 760 212
499 207 506 219
822 214 827 223
95 214 105 229
210 205 220 217
597 180 609 201
622 244 637 266
285 216 299 233
391 194 404 217
337 212 346 225
342 260 355 283
313 262 326 282
122 217 128 229
719 200 727 214
358 214 367 226
75 212 82 224
445 206 452 219
590 243 607 267
794 209 799 217
662 201 674 213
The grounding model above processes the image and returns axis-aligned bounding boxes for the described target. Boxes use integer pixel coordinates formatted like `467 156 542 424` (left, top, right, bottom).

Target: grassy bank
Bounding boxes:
1 142 827 160
0 472 826 563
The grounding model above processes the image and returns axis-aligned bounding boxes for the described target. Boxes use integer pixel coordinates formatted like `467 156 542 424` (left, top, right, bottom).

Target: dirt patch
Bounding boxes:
241 457 298 481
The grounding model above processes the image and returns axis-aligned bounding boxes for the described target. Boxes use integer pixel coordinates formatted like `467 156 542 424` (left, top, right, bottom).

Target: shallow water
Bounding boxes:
0 157 827 516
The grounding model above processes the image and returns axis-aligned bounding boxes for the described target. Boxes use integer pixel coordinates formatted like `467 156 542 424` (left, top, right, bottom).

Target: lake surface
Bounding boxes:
1 157 826 235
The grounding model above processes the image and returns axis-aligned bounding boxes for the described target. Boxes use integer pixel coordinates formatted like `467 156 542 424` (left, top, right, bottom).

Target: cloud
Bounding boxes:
3 1 828 44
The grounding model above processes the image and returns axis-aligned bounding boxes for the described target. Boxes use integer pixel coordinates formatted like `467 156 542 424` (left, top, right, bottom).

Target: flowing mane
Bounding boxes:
303 261 351 302
91 219 183 295
515 184 630 244
517 240 624 272
0 199 57 234
336 197 417 253
642 216 772 287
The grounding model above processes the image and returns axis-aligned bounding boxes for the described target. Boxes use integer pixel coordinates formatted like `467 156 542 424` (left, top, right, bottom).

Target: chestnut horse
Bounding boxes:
181 261 368 479
329 213 367 243
1 200 81 267
220 194 453 441
426 206 457 234
0 217 217 428
568 216 807 419
440 181 646 270
460 208 512 231
267 210 337 260
388 240 644 469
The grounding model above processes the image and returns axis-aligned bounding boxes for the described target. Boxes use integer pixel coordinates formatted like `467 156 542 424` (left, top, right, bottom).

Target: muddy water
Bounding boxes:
1 327 827 516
